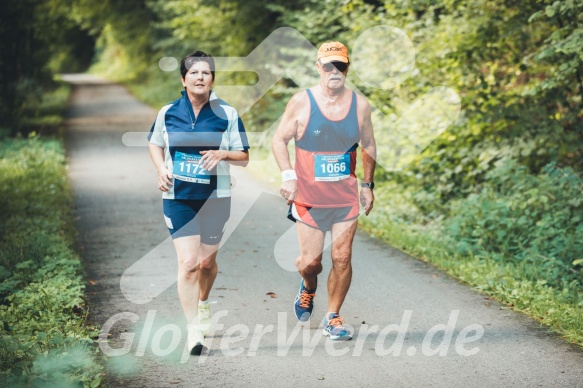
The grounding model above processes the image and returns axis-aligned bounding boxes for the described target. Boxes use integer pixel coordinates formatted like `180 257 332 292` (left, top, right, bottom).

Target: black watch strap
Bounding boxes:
361 181 375 189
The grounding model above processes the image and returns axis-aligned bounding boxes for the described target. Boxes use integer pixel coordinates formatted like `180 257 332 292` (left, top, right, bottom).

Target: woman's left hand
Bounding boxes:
200 150 227 171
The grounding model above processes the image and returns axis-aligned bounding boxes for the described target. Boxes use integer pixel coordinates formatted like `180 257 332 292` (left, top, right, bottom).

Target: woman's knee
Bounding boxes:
178 255 200 275
198 256 216 271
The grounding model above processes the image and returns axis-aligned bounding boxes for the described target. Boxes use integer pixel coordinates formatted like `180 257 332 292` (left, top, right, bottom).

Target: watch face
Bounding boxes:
362 182 374 189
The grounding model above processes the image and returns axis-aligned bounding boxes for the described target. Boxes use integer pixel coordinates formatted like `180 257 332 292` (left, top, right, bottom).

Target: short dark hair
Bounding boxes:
180 51 215 81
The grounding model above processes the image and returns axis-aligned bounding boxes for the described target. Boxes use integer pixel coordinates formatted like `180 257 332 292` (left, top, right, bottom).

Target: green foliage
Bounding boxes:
147 0 255 56
445 159 583 288
19 82 72 138
529 1 583 104
0 137 69 272
125 65 182 108
0 0 95 134
0 136 102 386
87 0 293 82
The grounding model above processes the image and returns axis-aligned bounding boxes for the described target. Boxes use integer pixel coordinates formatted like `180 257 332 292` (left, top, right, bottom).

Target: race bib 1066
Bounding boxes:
314 153 350 182
173 151 210 184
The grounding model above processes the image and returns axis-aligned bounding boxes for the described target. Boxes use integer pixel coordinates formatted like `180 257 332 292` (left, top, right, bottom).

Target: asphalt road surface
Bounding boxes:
63 74 583 387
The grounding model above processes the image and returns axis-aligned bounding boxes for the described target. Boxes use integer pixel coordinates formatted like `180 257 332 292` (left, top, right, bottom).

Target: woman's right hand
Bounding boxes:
158 163 173 192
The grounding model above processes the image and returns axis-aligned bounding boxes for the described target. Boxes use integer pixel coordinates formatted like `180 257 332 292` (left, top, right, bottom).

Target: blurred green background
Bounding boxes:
0 0 582 384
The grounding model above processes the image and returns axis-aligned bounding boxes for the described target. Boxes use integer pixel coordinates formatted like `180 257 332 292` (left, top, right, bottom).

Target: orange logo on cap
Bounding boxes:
317 42 349 63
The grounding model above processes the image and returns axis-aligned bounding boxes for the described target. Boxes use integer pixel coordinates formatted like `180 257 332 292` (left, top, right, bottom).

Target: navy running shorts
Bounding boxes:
163 198 231 244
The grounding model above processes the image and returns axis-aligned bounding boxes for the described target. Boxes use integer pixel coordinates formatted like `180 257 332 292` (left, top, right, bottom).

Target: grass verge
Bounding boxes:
0 83 103 387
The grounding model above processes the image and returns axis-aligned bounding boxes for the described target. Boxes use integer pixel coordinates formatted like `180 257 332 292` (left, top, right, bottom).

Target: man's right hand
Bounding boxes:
280 179 297 205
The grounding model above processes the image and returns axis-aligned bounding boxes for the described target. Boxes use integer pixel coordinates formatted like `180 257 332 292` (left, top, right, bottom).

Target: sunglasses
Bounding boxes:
320 61 349 73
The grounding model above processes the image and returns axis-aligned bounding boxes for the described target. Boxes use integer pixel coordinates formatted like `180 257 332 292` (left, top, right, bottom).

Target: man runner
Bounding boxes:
272 41 377 341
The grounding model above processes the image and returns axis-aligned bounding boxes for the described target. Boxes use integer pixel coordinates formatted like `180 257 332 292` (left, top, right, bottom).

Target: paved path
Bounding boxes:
63 74 583 387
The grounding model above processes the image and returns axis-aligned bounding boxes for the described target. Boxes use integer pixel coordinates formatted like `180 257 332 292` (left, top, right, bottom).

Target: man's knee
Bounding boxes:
331 250 352 271
297 255 323 273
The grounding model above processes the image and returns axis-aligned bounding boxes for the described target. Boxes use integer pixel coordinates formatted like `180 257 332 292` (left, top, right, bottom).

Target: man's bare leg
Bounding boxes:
293 221 325 321
328 219 358 314
295 221 325 289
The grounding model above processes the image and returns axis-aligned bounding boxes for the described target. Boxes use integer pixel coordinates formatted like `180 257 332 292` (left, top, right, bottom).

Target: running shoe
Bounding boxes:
322 313 352 341
187 324 206 356
198 303 211 336
294 278 316 322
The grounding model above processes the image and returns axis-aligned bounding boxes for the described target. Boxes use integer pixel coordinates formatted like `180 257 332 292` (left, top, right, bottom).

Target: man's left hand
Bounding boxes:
360 187 374 216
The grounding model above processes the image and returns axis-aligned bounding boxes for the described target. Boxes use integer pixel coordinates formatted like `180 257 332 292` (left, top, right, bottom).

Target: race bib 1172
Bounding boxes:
173 151 210 184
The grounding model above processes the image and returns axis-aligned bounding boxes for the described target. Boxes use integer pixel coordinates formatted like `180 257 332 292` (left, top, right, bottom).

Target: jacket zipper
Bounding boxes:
187 106 197 129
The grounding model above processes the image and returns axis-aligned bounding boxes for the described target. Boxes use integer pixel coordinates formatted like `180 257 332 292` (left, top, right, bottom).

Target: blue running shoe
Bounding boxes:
293 279 316 322
323 313 352 341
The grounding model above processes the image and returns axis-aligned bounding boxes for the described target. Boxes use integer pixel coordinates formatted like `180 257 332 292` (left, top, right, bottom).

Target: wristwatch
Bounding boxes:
361 181 375 190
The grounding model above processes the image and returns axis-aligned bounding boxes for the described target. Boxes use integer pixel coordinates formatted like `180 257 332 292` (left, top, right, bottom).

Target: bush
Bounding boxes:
445 159 583 289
